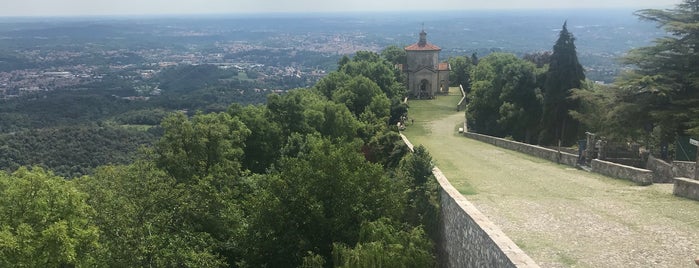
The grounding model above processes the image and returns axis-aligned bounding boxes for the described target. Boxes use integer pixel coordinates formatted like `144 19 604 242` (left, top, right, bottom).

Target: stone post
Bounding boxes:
695 148 699 180
691 138 699 180
585 132 595 165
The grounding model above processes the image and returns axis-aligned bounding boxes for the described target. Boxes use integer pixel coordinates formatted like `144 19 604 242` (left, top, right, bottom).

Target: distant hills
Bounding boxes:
0 9 661 82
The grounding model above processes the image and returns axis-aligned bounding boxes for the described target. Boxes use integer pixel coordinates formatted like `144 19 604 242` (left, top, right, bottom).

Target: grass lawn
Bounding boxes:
402 95 699 267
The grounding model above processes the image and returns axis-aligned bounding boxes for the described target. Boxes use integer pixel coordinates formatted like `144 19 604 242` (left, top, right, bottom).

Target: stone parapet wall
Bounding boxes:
463 131 655 186
673 177 699 201
435 167 539 268
591 159 653 185
673 161 696 180
464 132 578 167
646 155 674 183
457 85 466 111
400 134 539 268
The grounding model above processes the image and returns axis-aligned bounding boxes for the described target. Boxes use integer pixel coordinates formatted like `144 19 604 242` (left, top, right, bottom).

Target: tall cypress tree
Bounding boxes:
540 22 585 146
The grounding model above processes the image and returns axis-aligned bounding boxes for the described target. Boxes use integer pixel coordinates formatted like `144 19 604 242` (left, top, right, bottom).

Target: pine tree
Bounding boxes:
614 0 699 142
540 22 585 146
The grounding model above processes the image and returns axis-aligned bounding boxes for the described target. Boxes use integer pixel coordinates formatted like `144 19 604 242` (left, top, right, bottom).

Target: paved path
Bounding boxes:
403 97 699 267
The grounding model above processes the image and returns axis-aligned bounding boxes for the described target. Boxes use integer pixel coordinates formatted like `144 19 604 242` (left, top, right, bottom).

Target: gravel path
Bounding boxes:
403 96 699 267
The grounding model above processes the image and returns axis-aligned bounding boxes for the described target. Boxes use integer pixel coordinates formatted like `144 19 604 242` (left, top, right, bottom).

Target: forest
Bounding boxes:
0 51 442 267
0 64 269 177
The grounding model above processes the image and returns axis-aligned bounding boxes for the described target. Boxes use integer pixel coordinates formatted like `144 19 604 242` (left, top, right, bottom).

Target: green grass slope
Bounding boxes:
402 94 699 267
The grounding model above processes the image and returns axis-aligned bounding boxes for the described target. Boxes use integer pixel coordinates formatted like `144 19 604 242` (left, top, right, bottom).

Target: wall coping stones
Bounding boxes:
591 159 653 186
462 130 655 186
463 132 578 167
433 166 539 268
673 177 699 201
646 155 674 183
673 161 696 180
400 133 540 268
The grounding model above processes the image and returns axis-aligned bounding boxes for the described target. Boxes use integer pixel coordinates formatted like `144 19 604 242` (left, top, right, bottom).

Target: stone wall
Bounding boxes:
436 167 539 268
673 177 699 201
463 131 656 186
591 159 653 186
673 161 696 180
400 134 539 268
457 84 466 111
464 132 578 167
646 155 674 183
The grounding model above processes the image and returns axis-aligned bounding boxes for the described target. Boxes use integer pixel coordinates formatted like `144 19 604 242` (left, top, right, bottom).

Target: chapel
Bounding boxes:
404 30 450 98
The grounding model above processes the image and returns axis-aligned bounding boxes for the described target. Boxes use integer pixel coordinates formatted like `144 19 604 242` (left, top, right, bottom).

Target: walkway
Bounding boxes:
402 95 699 267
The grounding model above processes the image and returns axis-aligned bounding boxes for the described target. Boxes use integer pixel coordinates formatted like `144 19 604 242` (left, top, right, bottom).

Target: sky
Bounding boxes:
1 0 682 17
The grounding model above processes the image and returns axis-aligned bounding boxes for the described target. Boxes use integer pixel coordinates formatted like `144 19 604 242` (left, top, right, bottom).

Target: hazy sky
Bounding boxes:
2 0 682 17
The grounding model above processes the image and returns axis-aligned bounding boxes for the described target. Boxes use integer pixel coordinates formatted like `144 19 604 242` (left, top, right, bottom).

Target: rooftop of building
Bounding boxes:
438 62 450 71
405 30 441 51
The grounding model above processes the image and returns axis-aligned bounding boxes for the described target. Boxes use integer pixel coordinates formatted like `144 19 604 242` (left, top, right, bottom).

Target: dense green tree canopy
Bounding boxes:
0 167 101 267
314 71 353 100
242 135 405 267
227 104 284 173
156 112 249 183
468 53 513 136
339 52 405 99
381 45 407 65
0 125 157 177
333 218 435 268
448 55 474 88
0 50 439 268
76 162 227 267
467 53 543 142
332 76 388 118
567 0 699 156
616 0 699 141
395 145 440 240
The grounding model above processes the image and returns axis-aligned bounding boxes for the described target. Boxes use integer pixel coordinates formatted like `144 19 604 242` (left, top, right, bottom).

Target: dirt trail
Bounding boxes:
403 98 699 268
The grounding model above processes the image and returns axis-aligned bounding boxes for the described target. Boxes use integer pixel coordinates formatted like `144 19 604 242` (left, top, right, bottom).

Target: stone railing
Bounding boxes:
463 132 578 167
646 155 674 183
645 157 699 200
401 134 539 268
591 159 653 186
463 131 657 186
673 161 696 180
456 84 467 111
673 177 699 201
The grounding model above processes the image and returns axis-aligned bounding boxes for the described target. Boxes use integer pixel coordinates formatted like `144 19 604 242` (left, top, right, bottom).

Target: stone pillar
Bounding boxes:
596 140 606 160
691 138 699 180
585 132 595 164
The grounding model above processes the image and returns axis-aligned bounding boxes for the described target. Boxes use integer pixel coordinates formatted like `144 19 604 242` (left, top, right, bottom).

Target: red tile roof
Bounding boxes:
405 42 441 51
438 62 450 71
